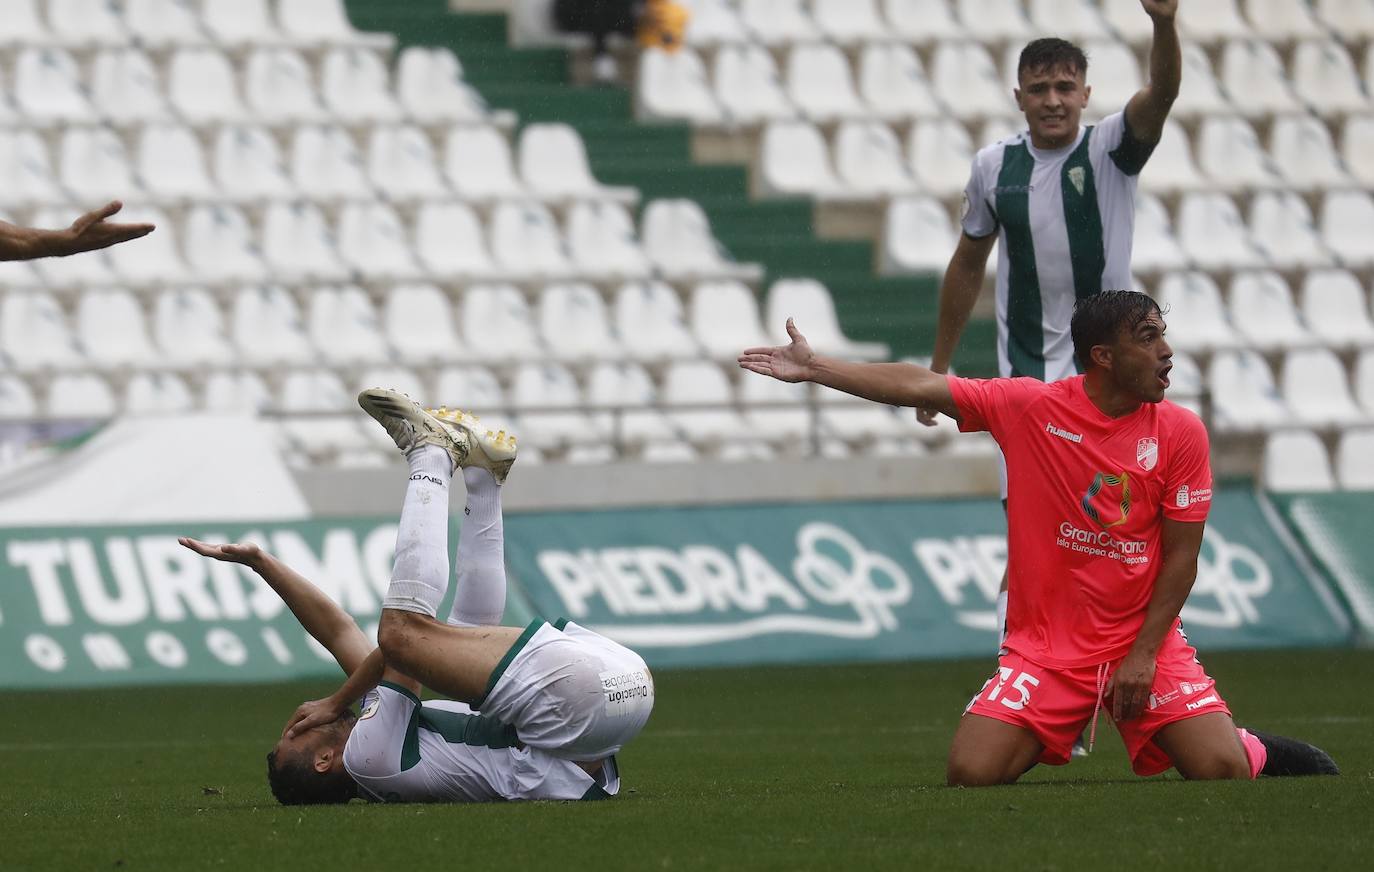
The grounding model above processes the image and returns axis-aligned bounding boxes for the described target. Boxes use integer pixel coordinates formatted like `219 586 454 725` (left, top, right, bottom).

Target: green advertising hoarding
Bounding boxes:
1273 491 1374 641
0 492 1353 687
503 491 1352 668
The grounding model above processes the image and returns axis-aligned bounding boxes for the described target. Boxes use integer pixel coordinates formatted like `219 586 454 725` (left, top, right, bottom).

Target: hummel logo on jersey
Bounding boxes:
1045 422 1083 444
1186 694 1220 711
1068 166 1086 195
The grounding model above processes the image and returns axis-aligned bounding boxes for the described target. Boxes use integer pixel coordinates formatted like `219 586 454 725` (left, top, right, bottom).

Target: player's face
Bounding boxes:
1110 312 1173 403
1015 65 1090 149
273 720 351 770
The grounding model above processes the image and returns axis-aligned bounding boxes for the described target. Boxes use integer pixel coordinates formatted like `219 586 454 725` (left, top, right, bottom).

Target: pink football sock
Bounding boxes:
1237 728 1268 779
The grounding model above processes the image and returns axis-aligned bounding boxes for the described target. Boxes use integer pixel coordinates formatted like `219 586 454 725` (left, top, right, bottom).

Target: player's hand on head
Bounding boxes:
61 201 154 256
1138 0 1177 20
737 318 815 383
178 537 263 566
284 698 349 739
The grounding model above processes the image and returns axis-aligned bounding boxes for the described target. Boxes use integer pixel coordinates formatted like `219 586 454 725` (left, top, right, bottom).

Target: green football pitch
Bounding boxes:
3 648 1370 871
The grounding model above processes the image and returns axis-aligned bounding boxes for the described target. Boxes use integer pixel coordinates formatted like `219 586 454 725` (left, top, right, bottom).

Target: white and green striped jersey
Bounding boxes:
961 110 1156 381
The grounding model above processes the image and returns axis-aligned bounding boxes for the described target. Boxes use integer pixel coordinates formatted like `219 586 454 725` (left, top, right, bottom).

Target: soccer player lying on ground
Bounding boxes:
739 291 1338 785
180 391 655 803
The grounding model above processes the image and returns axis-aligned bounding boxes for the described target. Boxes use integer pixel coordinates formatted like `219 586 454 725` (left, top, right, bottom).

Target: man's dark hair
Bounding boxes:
266 716 359 806
1071 290 1163 371
1017 37 1089 81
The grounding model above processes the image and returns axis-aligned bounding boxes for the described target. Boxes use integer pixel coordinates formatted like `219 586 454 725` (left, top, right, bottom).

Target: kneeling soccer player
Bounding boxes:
182 390 654 803
739 291 1338 785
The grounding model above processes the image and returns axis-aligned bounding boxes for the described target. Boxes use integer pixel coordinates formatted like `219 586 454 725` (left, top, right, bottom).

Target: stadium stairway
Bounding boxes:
343 0 998 375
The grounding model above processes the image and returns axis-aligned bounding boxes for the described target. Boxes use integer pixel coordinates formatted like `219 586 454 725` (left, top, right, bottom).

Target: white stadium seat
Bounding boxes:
48 374 117 418
683 0 748 46
2 292 87 372
1155 272 1242 352
1132 195 1187 273
202 0 288 48
0 376 40 419
1077 40 1142 120
278 370 373 458
291 126 373 201
787 44 867 123
125 373 196 415
1263 431 1336 492
1249 192 1332 271
434 366 513 431
107 206 192 285
1170 45 1231 119
169 49 248 125
396 47 489 125
662 360 750 446
1283 348 1368 428
740 371 812 447
932 43 1014 120
1197 118 1282 191
1292 40 1369 116
834 121 920 196
459 284 545 363
818 383 908 444
261 201 351 283
1220 40 1301 118
138 125 219 202
1140 120 1208 195
1300 270 1374 350
512 362 602 451
813 0 888 45
0 1 53 47
690 280 770 360
367 125 448 201
615 281 703 362
354 366 427 405
713 45 795 123
884 197 957 274
1165 352 1205 409
1229 271 1314 351
1243 0 1325 40
337 202 421 281
739 0 819 46
204 372 272 413
1344 116 1374 186
908 119 976 198
518 123 633 204
767 280 890 360
539 282 625 362
213 125 296 201
154 288 236 368
233 285 314 366
415 202 498 280
1359 351 1374 415
637 47 723 123
1208 350 1289 433
759 121 844 197
1179 0 1252 42
322 48 403 123
859 43 940 121
1177 194 1266 271
92 49 172 124
384 283 462 366
15 48 93 125
0 130 64 208
1028 0 1109 40
1336 429 1374 489
59 128 143 203
185 205 269 283
277 0 394 49
587 362 679 447
1269 116 1352 191
566 201 652 280
1100 0 1156 44
884 0 965 44
445 126 527 201
77 288 160 370
955 0 1032 42
308 286 391 366
1316 0 1374 37
48 0 129 46
641 199 758 282
126 0 209 48
489 202 571 280
246 49 328 124
1321 191 1374 268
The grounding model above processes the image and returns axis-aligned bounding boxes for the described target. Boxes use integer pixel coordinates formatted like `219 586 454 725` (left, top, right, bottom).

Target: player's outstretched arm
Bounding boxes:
1105 517 1205 721
0 201 154 261
739 318 962 420
178 537 372 676
918 231 997 426
1125 0 1182 144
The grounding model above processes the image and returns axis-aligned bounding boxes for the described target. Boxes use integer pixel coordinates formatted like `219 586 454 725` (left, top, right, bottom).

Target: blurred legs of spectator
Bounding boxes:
553 0 639 82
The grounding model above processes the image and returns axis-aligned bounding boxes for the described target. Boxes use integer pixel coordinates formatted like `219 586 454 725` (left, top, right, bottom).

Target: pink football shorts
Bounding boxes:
963 626 1233 776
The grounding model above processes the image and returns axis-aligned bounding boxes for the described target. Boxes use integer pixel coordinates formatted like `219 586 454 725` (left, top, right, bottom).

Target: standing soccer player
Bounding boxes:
740 298 1338 784
918 1 1183 656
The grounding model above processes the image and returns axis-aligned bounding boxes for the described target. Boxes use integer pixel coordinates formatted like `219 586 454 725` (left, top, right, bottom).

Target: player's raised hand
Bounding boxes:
284 697 349 739
178 537 263 566
60 201 154 256
1105 650 1157 721
1139 0 1177 21
738 318 816 383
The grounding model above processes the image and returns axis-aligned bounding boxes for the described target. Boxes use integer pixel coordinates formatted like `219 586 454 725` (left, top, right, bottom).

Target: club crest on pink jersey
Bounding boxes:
1136 437 1158 471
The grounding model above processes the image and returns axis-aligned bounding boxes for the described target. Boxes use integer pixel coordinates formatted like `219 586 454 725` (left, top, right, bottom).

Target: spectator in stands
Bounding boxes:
916 2 1183 723
553 0 640 82
0 201 153 261
637 0 689 53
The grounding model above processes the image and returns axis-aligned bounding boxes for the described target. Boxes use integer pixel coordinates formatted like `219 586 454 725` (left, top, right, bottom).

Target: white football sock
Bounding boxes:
382 445 452 617
446 467 507 627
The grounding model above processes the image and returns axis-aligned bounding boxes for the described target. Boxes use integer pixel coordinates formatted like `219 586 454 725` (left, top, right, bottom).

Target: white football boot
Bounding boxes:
357 388 470 470
425 406 518 485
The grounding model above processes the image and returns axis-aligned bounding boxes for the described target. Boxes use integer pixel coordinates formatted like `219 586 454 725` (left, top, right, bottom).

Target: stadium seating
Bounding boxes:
1262 430 1336 491
1335 429 1374 489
